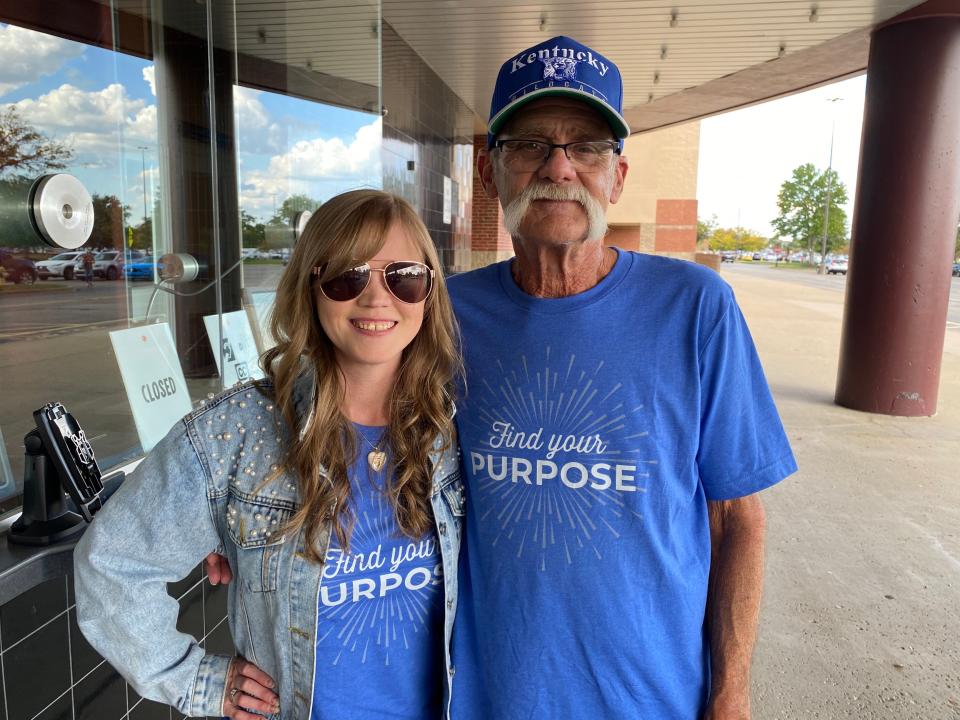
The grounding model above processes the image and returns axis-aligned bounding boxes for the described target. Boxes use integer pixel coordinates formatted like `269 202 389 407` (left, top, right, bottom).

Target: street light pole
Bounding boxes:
137 146 149 245
818 98 842 275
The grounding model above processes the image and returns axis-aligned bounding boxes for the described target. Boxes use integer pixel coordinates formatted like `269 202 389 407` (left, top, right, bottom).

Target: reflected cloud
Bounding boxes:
143 65 156 96
239 117 382 218
6 82 157 157
0 24 84 97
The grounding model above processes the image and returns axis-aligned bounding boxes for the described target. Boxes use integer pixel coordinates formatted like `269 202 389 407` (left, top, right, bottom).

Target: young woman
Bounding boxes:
74 190 464 719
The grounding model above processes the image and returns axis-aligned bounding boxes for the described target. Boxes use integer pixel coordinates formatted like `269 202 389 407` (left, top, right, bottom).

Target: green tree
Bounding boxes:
88 194 131 249
772 163 848 260
268 194 320 226
0 106 73 177
697 214 718 250
708 226 767 253
241 210 266 248
128 216 153 250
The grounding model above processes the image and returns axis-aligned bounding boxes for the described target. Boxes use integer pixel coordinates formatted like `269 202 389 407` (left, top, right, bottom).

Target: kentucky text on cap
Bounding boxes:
488 36 630 147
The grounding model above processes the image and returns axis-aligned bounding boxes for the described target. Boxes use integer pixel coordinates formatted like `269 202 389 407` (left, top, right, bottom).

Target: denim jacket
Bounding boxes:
74 372 464 719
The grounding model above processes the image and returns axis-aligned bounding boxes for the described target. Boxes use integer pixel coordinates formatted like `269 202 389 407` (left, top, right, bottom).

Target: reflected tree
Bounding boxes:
241 210 265 248
268 194 320 226
0 107 73 177
88 194 130 249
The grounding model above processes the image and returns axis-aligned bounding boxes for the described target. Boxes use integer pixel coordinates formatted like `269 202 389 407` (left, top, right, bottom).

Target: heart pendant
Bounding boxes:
367 449 386 472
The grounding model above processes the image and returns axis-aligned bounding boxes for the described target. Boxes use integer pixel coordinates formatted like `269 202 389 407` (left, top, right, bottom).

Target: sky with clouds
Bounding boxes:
0 22 380 228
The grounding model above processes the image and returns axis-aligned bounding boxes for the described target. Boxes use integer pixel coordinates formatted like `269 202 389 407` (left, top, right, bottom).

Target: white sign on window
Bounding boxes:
110 324 192 452
203 310 265 387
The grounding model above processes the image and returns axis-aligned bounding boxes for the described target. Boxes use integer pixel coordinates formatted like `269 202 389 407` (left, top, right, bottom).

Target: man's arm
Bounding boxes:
703 493 767 720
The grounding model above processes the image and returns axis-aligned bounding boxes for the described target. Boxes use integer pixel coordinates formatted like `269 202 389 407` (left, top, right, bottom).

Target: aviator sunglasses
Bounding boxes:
312 261 434 304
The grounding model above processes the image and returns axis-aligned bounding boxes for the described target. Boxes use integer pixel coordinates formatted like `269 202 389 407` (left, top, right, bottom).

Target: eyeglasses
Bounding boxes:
312 261 434 304
493 139 620 172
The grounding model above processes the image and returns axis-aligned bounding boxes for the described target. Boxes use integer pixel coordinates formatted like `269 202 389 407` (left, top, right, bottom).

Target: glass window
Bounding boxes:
0 1 381 515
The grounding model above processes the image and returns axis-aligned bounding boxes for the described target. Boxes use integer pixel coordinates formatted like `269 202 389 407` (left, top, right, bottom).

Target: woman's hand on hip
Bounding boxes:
223 657 280 718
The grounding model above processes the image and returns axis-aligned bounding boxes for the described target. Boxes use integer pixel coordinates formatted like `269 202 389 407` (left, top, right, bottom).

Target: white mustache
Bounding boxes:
502 182 608 241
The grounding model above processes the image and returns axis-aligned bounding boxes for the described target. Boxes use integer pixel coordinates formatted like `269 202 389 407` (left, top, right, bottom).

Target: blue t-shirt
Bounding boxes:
448 249 797 719
312 424 445 719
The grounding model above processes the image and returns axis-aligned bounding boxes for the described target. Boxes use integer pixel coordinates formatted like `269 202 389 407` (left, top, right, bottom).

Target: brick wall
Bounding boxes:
654 199 698 253
469 135 514 268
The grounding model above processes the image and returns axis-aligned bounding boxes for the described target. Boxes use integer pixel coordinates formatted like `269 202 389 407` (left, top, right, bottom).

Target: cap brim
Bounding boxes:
489 87 630 139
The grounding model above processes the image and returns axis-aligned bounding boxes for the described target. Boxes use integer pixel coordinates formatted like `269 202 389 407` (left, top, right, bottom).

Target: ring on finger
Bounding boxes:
229 687 240 701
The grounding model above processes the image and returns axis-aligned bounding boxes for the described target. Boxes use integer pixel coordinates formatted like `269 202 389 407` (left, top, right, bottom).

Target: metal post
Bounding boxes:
137 146 149 248
818 98 841 275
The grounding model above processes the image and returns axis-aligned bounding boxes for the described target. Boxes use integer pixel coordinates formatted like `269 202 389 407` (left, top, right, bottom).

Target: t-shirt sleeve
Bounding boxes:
696 289 797 501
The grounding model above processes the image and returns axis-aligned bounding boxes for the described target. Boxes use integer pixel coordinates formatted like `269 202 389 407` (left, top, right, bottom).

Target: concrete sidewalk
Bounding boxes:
722 267 960 719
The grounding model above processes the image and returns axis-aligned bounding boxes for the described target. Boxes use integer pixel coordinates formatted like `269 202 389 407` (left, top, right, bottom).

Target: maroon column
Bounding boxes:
836 3 960 416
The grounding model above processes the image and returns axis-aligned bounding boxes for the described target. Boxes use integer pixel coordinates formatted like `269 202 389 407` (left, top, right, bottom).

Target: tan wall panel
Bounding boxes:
607 121 700 226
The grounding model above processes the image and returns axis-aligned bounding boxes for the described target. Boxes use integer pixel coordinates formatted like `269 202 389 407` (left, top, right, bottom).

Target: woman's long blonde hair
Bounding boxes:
263 189 461 562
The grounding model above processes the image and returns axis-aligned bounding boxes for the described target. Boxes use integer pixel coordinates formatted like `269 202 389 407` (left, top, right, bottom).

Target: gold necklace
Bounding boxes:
358 428 388 472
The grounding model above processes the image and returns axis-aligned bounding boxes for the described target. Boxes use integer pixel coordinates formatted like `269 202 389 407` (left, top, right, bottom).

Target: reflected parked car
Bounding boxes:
37 251 84 280
0 250 38 284
124 259 162 281
74 250 146 280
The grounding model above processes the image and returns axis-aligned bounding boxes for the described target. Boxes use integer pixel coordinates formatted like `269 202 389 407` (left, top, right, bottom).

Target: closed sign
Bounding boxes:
110 323 191 451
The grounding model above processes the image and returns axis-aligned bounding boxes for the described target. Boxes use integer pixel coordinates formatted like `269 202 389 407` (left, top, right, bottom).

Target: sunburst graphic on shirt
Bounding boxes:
463 345 657 570
316 489 442 667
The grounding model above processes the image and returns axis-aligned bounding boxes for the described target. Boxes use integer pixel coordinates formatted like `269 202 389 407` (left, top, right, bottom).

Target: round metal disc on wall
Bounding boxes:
159 252 200 283
28 174 95 250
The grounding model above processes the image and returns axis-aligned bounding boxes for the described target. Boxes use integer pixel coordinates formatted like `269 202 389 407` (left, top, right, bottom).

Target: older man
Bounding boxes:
446 36 796 719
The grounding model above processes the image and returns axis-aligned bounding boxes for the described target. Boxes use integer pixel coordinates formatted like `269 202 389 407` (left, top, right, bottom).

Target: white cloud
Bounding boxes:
7 82 157 155
142 65 155 96
234 86 269 128
0 24 85 97
233 86 285 155
239 118 382 217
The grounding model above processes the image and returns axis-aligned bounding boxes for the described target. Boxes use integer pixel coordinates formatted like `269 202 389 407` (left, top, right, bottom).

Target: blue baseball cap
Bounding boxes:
488 36 630 147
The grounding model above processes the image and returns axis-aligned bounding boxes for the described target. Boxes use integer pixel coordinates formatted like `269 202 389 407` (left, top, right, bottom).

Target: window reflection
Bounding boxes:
0 25 158 511
0 8 383 514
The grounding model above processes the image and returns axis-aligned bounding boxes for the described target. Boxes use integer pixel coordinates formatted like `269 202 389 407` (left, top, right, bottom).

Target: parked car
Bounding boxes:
124 258 162 281
826 257 849 275
75 250 146 280
720 251 737 263
0 250 39 285
953 262 960 277
36 251 83 280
